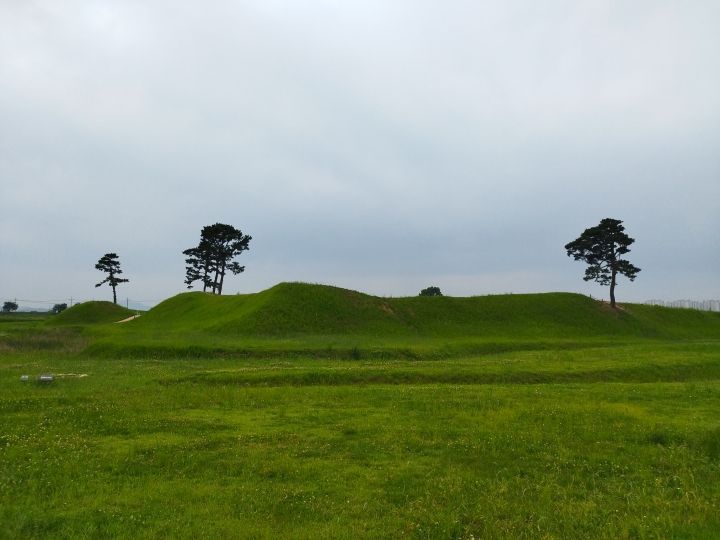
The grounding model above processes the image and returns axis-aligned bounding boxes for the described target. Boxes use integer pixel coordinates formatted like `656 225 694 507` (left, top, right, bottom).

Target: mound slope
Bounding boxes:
48 301 135 326
129 282 720 340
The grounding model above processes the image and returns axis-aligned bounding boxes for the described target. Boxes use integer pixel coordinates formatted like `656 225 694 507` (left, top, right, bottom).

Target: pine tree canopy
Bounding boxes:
564 218 640 307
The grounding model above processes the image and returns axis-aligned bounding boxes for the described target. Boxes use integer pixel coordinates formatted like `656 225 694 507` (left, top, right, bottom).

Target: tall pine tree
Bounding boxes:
564 218 640 308
183 224 251 294
95 253 129 304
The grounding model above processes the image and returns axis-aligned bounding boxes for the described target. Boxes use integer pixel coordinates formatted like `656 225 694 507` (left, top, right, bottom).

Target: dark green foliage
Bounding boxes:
182 244 214 292
419 286 442 296
94 253 129 305
565 218 641 307
50 303 67 314
183 223 251 294
2 301 18 313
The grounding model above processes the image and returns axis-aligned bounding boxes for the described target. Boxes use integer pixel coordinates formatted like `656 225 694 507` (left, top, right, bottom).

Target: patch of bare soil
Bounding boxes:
116 315 141 323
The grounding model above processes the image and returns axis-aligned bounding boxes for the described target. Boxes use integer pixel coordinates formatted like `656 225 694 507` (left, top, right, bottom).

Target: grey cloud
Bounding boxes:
1 1 718 306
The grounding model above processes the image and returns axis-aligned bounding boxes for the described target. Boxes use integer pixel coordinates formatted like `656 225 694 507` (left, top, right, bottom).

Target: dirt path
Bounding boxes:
115 315 141 323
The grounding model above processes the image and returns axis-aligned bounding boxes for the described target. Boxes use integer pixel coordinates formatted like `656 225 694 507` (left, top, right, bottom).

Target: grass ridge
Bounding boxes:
89 283 720 358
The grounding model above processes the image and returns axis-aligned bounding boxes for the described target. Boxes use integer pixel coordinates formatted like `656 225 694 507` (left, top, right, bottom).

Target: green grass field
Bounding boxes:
1 284 719 538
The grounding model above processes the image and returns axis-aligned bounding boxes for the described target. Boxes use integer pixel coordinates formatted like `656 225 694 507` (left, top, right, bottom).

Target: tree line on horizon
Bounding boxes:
1 301 67 314
88 218 640 309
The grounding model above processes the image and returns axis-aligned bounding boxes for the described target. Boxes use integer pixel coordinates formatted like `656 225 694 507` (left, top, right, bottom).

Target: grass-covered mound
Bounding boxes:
48 301 135 326
116 282 720 346
135 283 413 337
132 282 720 338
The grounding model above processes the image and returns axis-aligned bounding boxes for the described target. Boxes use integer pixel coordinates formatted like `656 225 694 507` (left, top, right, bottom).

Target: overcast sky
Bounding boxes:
1 1 718 308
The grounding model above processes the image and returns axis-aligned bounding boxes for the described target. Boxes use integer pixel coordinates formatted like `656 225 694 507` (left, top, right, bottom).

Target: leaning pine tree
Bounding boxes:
564 218 641 308
183 223 251 295
183 239 215 293
95 253 129 304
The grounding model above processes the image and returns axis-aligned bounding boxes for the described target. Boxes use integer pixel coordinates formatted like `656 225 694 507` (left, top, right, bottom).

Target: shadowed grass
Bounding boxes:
0 314 86 353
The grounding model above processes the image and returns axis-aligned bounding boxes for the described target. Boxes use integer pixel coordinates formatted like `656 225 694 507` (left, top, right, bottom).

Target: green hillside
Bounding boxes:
128 282 720 340
48 301 135 326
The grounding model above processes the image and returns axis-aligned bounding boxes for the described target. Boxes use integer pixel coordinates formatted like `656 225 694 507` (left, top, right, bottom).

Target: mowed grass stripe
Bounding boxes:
158 344 720 387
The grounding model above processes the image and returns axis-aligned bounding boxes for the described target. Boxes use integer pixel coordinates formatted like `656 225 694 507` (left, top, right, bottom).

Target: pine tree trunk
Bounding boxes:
212 269 220 294
610 271 617 308
110 271 117 304
202 262 209 292
218 261 226 295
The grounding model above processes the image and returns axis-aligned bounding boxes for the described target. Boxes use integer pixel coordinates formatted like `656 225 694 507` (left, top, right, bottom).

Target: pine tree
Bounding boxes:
95 253 129 304
183 224 251 294
564 218 641 308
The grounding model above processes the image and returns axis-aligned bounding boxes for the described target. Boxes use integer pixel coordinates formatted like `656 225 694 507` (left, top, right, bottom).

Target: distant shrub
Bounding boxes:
51 303 68 314
419 286 442 297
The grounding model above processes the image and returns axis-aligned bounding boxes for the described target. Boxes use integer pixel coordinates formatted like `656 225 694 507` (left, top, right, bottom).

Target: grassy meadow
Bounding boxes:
1 284 719 538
